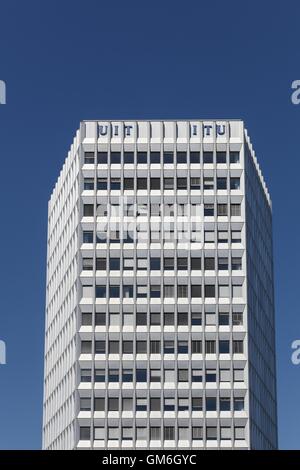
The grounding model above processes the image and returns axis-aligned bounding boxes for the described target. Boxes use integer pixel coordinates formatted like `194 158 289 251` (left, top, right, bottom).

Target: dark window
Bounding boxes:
108 369 119 382
150 178 160 190
109 286 120 298
218 257 228 270
80 427 90 440
220 398 231 411
230 151 240 164
190 177 201 189
231 204 241 216
192 340 202 354
233 312 243 325
203 151 213 163
150 257 161 270
178 341 188 354
150 397 161 411
137 152 147 164
219 312 229 325
124 178 134 190
109 258 120 270
164 178 174 189
84 178 94 190
97 152 107 164
164 258 174 270
136 312 147 325
108 341 119 354
191 258 201 270
191 285 201 298
122 369 133 382
204 204 214 216
81 313 92 326
81 369 92 382
206 370 217 382
217 204 228 216
137 178 147 190
123 341 133 354
230 177 240 190
97 178 107 190
83 231 93 243
232 257 242 270
206 397 217 411
95 313 106 325
81 341 92 354
96 285 106 298
84 152 94 164
82 258 93 271
233 340 244 354
124 151 134 164
83 204 94 217
136 369 147 382
192 397 202 411
177 257 188 270
177 178 187 189
94 369 105 382
96 258 106 270
217 178 227 190
150 340 161 353
163 152 173 164
219 340 230 354
110 178 120 190
177 151 187 164
94 398 105 411
190 151 200 163
191 312 202 325
204 258 215 270
95 341 105 354
110 152 121 164
150 286 161 298
205 340 216 354
150 152 160 164
216 152 226 164
164 312 174 325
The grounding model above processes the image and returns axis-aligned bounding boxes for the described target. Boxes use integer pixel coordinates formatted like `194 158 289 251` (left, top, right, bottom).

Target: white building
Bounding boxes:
43 120 277 450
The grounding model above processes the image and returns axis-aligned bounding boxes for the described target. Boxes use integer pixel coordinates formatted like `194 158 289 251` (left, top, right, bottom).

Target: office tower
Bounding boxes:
43 120 277 450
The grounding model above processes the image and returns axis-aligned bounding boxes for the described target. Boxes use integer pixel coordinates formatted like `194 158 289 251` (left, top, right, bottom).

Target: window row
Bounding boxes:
81 339 244 355
80 425 245 441
82 256 242 272
84 176 241 191
81 311 243 327
84 283 244 299
80 395 245 412
84 151 240 165
80 367 244 383
83 203 242 218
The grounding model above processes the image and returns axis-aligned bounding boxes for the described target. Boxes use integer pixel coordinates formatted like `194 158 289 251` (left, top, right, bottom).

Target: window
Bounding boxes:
218 230 228 243
95 285 106 298
204 204 214 216
206 397 216 411
177 257 188 270
150 427 161 440
123 285 133 298
231 230 241 243
178 427 189 440
204 257 215 270
108 341 119 354
150 257 160 270
192 397 202 411
177 284 188 297
150 313 160 325
206 427 217 440
204 284 216 298
97 178 107 190
220 369 230 382
83 204 94 217
111 152 121 164
137 178 147 190
97 152 107 164
204 177 214 190
234 427 245 440
217 178 227 190
191 257 201 270
164 369 175 382
124 151 134 164
178 369 189 382
136 312 147 325
136 341 147 354
219 284 229 298
81 312 92 326
137 151 147 164
95 340 105 354
206 370 216 382
164 177 174 190
232 284 243 297
124 178 134 190
110 178 120 190
191 312 202 325
164 340 174 354
234 369 244 382
150 178 160 190
150 285 160 298
205 340 216 354
150 340 160 354
192 340 202 354
123 341 133 354
221 427 231 440
192 369 202 382
150 369 161 382
178 397 189 411
204 231 214 243
190 151 200 163
217 203 228 216
108 427 119 440
233 312 243 325
164 258 174 270
218 257 228 270
190 177 200 189
233 340 244 354
150 151 160 164
84 178 94 190
178 341 188 354
191 285 201 297
80 397 91 411
232 257 242 270
216 151 226 164
220 397 231 411
234 397 245 411
94 398 105 411
94 369 105 382
136 427 147 440
230 151 240 163
177 178 187 189
230 177 240 190
177 151 187 164
81 369 91 382
108 369 119 382
136 369 147 382
109 285 120 298
95 257 105 271
150 397 161 411
109 258 120 271
164 152 173 164
95 312 105 325
164 427 175 441
80 427 90 440
122 427 133 441
164 285 174 298
82 258 93 271
219 312 229 325
137 258 148 270
164 312 174 325
203 151 213 163
81 341 92 354
122 397 133 410
84 152 94 164
83 231 93 243
122 369 133 382
231 203 241 216
219 340 230 354
123 257 134 270
178 312 188 325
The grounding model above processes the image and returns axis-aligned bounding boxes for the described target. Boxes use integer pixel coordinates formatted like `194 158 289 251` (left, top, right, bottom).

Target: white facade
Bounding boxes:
43 120 277 450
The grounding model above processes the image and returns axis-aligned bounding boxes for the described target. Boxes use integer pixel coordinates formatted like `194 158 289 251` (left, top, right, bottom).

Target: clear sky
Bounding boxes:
0 0 299 450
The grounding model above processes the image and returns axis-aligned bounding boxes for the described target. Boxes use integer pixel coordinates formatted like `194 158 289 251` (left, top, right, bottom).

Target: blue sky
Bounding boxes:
0 0 299 449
